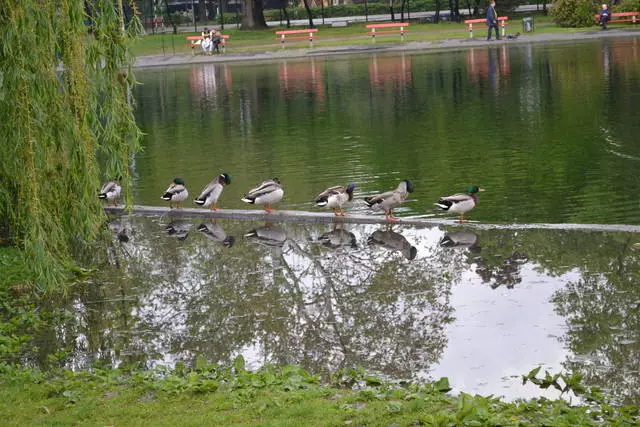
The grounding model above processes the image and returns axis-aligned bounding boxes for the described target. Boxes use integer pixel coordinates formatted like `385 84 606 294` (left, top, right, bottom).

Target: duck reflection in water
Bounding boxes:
244 223 287 248
368 225 417 260
107 218 130 243
318 223 357 249
197 222 235 248
165 220 191 241
439 229 481 254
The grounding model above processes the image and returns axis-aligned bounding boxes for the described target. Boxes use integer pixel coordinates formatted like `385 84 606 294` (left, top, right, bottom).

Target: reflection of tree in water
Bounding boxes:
455 229 529 289
51 218 454 380
43 220 640 403
545 232 640 405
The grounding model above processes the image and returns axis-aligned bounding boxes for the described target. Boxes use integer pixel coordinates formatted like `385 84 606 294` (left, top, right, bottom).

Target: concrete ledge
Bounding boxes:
104 205 640 233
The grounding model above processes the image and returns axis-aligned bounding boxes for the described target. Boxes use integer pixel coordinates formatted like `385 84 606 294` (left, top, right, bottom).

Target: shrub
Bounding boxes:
551 0 597 27
612 0 640 12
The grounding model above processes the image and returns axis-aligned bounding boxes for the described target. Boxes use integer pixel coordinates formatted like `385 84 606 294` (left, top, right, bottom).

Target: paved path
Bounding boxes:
135 28 640 69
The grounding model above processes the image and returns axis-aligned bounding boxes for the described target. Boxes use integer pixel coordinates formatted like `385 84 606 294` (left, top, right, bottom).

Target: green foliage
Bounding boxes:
612 0 640 12
0 362 637 425
264 0 437 21
0 0 142 289
551 0 597 27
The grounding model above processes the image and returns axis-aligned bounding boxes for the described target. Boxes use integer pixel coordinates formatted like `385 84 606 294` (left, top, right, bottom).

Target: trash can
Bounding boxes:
522 16 534 33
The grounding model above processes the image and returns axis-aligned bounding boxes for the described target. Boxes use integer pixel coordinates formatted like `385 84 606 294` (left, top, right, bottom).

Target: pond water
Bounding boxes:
36 217 639 403
134 37 640 224
29 38 640 404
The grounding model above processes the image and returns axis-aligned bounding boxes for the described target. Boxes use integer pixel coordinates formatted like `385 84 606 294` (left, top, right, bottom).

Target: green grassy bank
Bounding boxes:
129 15 599 57
1 361 638 426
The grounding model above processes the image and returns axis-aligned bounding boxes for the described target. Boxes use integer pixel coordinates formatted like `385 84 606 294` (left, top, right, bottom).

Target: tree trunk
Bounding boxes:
241 0 268 29
473 0 479 17
434 0 441 23
199 0 207 21
302 0 315 28
400 0 406 21
389 0 395 21
281 0 291 28
453 0 460 21
219 0 225 30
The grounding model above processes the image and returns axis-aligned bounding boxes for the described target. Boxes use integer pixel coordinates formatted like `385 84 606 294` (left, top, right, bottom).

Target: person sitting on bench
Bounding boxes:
599 4 610 29
201 28 214 54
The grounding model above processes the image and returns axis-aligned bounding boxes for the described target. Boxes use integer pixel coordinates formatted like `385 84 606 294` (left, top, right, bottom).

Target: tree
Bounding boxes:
302 0 315 28
0 0 142 288
241 0 268 29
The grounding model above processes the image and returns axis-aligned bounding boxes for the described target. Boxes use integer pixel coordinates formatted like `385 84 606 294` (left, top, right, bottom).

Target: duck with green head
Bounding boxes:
435 185 485 222
194 173 231 211
161 178 189 209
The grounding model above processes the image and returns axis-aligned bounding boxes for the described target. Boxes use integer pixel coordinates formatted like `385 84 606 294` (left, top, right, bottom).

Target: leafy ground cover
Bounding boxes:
0 360 638 426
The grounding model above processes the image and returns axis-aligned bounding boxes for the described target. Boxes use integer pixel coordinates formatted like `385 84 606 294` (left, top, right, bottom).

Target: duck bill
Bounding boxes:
478 187 486 192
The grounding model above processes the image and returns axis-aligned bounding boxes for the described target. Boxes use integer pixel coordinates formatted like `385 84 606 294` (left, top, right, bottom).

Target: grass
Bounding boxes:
0 362 638 426
129 13 620 57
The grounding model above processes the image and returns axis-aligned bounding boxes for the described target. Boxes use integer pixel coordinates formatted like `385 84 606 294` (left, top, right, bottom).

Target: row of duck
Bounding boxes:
100 174 485 222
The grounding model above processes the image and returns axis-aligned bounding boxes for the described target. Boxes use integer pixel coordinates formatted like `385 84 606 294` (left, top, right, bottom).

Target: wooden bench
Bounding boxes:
186 34 230 54
464 16 508 38
594 11 639 25
275 29 318 47
366 22 410 40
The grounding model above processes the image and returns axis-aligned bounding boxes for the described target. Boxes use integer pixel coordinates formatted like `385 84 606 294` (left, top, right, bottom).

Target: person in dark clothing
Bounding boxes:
599 4 610 30
486 0 500 40
212 30 222 53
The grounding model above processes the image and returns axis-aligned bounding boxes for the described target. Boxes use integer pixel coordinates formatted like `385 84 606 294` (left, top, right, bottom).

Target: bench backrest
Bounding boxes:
276 28 318 35
366 22 410 28
186 34 230 40
464 16 508 24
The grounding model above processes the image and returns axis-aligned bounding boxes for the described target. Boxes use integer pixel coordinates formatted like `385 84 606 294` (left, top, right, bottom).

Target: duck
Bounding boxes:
363 179 414 221
241 178 284 213
435 185 485 222
161 178 189 209
315 184 356 216
194 173 231 211
99 180 121 206
245 224 287 248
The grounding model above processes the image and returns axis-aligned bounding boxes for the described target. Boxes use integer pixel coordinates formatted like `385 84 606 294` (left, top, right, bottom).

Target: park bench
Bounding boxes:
366 22 410 40
594 11 639 25
464 16 508 38
186 34 230 54
275 29 318 46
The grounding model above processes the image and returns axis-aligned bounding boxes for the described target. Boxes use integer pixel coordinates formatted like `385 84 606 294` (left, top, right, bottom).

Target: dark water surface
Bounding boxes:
36 217 639 403
134 37 640 224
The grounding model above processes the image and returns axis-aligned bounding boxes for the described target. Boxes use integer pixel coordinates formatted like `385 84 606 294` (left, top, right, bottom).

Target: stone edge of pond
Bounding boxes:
133 28 640 69
104 205 640 233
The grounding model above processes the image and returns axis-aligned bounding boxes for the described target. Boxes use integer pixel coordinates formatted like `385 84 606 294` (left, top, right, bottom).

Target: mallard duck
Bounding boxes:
315 184 356 216
99 180 121 206
364 179 414 221
194 173 231 211
435 185 485 222
161 178 189 209
241 178 284 213
166 220 190 241
318 226 357 249
197 222 235 248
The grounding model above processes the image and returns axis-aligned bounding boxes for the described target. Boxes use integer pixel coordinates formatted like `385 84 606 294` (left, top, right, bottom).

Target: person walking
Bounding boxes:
486 0 500 40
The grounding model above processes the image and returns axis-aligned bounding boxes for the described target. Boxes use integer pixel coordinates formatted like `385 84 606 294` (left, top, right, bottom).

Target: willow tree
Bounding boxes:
0 0 143 289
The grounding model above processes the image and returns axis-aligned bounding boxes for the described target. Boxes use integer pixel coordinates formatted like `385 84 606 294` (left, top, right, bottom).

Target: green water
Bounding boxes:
134 38 640 224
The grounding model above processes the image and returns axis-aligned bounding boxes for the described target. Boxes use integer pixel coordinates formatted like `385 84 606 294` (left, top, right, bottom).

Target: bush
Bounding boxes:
551 0 597 27
612 0 640 12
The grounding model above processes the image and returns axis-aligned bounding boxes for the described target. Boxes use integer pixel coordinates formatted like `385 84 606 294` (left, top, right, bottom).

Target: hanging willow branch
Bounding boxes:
0 0 142 289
